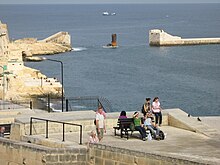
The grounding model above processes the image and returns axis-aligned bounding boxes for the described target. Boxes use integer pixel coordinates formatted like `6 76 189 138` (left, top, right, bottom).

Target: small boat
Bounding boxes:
102 12 110 16
102 11 116 16
103 34 118 49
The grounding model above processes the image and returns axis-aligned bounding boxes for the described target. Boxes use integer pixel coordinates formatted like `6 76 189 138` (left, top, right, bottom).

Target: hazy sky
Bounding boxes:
1 0 220 4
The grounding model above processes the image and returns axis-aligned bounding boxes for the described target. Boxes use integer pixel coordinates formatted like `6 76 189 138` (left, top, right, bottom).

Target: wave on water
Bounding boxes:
72 47 87 52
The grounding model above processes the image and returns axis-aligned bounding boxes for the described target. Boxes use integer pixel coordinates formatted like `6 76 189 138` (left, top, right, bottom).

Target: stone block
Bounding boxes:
70 154 77 161
46 154 58 162
77 154 87 162
95 149 102 157
104 159 116 165
94 157 103 165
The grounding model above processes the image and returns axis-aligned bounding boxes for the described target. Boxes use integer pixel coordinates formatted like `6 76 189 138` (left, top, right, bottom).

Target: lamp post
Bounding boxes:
0 66 5 110
43 58 64 112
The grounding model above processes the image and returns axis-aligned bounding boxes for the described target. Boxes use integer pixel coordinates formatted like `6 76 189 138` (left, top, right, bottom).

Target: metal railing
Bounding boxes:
29 117 82 144
65 96 113 113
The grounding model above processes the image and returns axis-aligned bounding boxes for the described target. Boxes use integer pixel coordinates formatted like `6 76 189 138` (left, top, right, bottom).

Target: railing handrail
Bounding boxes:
30 117 82 144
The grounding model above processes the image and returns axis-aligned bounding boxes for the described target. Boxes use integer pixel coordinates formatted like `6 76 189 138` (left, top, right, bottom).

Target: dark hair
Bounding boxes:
120 111 126 116
146 98 151 101
153 97 159 102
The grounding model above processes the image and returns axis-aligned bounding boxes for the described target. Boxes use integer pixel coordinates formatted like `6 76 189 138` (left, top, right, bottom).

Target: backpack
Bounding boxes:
94 119 96 125
159 130 165 140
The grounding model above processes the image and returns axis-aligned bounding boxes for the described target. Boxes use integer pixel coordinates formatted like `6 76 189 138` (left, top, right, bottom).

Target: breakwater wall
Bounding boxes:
149 29 220 46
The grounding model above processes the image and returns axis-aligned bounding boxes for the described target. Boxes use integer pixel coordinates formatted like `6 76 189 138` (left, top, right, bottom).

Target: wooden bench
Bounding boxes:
113 118 148 139
0 124 11 138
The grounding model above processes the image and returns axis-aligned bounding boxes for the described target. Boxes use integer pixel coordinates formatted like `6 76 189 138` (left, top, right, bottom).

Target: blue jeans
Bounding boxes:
154 112 162 125
135 126 146 139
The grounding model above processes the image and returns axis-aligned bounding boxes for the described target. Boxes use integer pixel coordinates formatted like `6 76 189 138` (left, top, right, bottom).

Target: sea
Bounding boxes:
0 4 219 116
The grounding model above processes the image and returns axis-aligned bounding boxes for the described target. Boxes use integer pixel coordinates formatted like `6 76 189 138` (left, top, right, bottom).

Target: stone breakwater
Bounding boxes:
149 29 220 46
0 20 71 101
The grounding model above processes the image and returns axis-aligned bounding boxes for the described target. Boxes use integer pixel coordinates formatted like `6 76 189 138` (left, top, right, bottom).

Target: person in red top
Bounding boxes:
152 97 163 127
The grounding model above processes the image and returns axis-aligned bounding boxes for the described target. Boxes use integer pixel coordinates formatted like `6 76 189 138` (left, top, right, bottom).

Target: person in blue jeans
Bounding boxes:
133 111 147 141
144 112 160 139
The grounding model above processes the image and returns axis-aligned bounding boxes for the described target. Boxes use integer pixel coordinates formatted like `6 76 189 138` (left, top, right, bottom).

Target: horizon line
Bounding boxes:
0 2 220 5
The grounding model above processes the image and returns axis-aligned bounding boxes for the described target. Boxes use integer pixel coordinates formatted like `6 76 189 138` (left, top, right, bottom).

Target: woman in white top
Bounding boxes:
152 97 163 126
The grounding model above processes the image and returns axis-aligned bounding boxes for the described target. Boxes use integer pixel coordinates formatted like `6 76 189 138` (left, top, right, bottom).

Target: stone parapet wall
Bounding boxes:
0 138 87 165
88 143 207 165
10 114 168 140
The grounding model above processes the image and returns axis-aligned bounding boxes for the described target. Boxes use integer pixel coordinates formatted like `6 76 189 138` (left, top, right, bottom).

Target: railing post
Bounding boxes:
62 123 65 142
30 100 33 109
48 94 50 113
46 120 48 138
66 99 68 112
30 117 32 135
80 125 82 145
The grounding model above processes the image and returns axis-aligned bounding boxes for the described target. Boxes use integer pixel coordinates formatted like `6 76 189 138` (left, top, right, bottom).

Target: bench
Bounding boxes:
114 118 150 139
113 118 150 140
0 124 11 138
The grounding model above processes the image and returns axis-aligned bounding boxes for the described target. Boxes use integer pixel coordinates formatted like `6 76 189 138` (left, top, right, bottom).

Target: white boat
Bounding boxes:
102 12 110 16
102 11 116 16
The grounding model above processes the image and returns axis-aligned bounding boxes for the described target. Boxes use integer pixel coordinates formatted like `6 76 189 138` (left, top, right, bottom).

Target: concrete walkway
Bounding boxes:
28 119 220 164
2 108 220 164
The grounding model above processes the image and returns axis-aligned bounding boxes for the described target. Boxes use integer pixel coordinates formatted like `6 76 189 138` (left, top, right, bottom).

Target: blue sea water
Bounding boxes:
0 4 220 116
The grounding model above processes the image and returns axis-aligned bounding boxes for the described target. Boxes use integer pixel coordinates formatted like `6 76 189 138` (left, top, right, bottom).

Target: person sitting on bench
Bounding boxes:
133 112 147 141
144 112 160 140
119 111 127 119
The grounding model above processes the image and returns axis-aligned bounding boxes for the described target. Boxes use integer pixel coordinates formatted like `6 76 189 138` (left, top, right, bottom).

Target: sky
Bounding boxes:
0 0 220 4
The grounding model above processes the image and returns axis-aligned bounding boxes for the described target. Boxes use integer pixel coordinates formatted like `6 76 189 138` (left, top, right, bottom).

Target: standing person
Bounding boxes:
95 105 106 141
119 111 127 119
141 98 152 117
0 126 5 137
152 97 163 126
133 112 147 141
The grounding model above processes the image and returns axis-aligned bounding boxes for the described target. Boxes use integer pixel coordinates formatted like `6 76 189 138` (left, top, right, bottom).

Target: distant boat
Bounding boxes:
102 11 110 16
102 11 116 16
103 34 118 49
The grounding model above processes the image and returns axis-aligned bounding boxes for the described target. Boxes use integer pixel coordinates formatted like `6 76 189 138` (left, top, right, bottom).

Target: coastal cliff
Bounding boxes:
0 21 69 102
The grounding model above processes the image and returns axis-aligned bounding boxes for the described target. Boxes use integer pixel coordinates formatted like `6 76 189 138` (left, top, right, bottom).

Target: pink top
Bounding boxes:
152 101 161 113
119 116 127 119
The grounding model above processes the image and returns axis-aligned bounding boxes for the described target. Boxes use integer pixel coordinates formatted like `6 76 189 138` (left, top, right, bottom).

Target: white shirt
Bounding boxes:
96 113 104 128
152 101 161 113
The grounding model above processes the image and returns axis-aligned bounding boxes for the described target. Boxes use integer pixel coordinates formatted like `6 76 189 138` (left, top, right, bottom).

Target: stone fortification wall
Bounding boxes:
40 31 71 46
88 143 208 165
0 21 65 102
0 138 87 165
149 29 220 46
